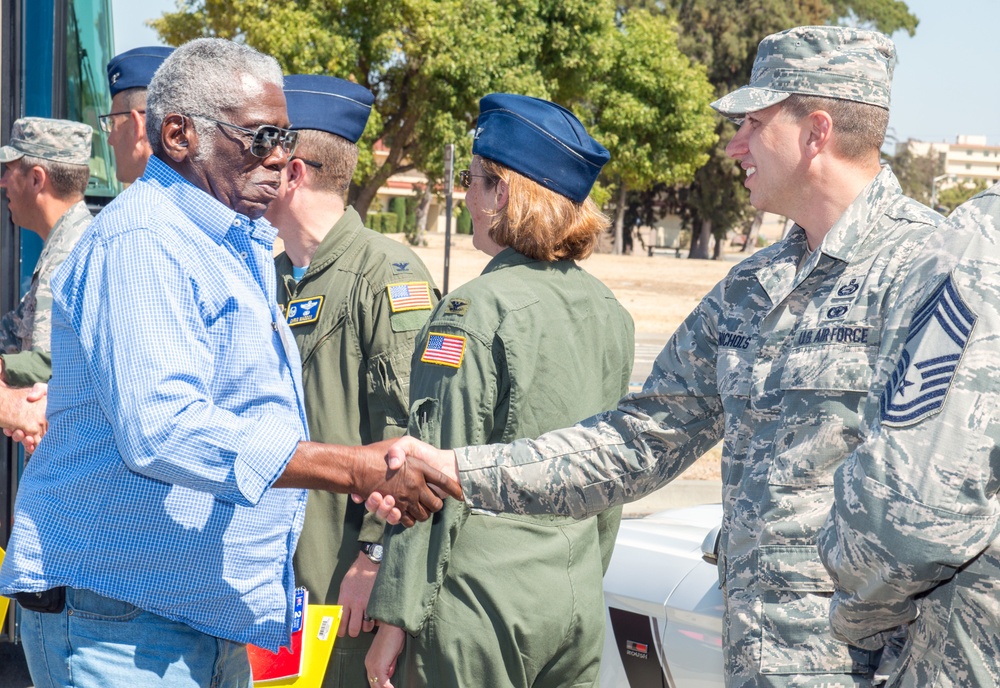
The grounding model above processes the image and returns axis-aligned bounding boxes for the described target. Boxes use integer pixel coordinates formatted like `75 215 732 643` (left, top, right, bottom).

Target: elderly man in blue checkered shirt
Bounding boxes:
0 38 459 688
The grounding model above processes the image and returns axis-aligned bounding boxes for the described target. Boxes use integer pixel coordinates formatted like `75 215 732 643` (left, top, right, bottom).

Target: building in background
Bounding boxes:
898 135 1000 186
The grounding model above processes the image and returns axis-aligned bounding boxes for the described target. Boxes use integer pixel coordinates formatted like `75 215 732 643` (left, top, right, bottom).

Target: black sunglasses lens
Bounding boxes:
250 127 297 157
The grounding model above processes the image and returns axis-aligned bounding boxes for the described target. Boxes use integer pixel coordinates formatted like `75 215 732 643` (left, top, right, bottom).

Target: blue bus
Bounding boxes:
1 0 118 645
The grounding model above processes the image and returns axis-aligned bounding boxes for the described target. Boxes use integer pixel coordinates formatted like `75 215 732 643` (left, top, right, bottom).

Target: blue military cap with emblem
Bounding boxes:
283 75 374 144
473 93 609 203
106 46 174 97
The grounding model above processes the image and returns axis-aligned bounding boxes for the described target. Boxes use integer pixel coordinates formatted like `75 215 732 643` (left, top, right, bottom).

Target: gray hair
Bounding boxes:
146 38 284 158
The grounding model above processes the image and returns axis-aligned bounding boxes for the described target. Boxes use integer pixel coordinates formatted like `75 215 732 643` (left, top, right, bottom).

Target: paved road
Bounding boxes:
630 331 668 391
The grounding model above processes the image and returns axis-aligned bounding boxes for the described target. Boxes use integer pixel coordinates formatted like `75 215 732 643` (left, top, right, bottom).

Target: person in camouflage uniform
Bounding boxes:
264 74 438 688
818 183 1000 687
0 117 93 443
364 93 634 688
375 27 943 688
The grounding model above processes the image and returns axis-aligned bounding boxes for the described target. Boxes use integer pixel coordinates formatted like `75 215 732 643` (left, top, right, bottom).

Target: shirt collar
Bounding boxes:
141 155 278 246
816 165 901 264
481 246 535 275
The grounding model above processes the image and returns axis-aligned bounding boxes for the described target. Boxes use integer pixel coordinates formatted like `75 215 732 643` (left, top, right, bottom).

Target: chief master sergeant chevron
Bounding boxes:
818 184 1000 686
378 25 943 688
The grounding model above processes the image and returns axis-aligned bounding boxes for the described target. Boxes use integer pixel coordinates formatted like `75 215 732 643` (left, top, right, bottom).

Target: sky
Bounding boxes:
111 0 1000 146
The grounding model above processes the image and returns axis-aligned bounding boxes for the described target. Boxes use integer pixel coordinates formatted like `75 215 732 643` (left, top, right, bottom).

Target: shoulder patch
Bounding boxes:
286 296 324 327
387 281 433 313
444 297 470 316
420 332 466 368
881 275 976 427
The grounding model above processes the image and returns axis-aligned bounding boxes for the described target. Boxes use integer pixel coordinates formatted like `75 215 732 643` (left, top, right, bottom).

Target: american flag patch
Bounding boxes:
421 332 466 368
387 282 432 312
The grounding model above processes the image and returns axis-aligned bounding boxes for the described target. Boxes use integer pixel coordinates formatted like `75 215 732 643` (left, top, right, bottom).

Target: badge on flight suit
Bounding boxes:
421 332 466 368
387 282 433 313
286 296 324 326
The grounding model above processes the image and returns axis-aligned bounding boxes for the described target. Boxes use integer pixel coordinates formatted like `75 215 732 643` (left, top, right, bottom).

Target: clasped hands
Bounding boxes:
353 436 461 526
1 382 48 453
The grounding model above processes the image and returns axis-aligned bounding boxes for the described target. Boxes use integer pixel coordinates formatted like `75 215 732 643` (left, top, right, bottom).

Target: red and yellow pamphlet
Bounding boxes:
0 547 8 629
248 589 341 687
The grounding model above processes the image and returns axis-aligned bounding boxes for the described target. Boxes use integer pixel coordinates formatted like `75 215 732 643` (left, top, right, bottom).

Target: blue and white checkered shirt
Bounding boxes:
0 155 310 651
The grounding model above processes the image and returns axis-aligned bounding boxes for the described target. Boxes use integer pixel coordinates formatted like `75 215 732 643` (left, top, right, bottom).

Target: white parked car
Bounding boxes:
600 504 725 688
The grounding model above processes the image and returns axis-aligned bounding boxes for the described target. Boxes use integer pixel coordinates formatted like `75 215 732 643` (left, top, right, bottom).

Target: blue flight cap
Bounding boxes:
106 46 174 98
472 93 609 203
284 75 374 143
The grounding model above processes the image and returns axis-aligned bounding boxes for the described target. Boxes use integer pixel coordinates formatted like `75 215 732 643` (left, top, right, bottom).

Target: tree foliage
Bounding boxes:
937 180 989 215
884 145 944 207
618 0 918 258
588 9 717 253
151 0 618 220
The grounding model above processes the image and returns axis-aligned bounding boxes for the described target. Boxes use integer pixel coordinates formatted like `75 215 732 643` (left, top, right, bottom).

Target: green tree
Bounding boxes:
588 9 717 254
151 0 617 221
389 196 407 233
937 180 989 215
618 0 918 258
884 145 944 207
456 205 472 235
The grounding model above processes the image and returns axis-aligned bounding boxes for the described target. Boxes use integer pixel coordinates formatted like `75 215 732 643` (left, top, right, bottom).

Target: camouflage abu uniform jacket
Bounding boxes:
0 200 92 386
456 167 941 688
275 207 436 666
819 182 1000 688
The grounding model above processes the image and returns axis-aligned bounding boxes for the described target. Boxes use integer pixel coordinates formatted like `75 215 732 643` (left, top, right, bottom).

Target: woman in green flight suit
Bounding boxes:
364 93 635 688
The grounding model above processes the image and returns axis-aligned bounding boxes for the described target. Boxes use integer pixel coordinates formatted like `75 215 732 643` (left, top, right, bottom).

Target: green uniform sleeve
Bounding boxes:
368 321 499 634
0 349 52 386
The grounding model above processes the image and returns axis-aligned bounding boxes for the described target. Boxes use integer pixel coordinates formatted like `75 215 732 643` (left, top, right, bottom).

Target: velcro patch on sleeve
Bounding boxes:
286 296 324 326
881 275 976 427
387 281 433 313
420 332 466 368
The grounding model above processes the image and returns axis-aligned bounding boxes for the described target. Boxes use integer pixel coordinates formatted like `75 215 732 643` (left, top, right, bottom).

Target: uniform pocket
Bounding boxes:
757 545 878 676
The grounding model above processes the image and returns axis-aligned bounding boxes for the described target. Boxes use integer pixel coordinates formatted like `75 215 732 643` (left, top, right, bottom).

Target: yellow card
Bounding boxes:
253 604 342 687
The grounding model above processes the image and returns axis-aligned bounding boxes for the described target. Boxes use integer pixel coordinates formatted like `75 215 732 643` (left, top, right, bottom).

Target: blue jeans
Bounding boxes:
20 587 252 688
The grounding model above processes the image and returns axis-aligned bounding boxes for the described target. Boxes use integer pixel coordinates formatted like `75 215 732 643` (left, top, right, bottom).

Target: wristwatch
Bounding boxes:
360 542 383 564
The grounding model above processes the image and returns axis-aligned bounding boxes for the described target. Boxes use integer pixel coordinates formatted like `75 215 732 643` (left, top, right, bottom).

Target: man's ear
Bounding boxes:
25 164 46 194
161 113 192 163
804 110 833 159
285 158 308 190
131 109 148 143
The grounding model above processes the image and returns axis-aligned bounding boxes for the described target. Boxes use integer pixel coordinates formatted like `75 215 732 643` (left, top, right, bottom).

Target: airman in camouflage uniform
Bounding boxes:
384 27 944 688
818 182 1000 688
0 117 93 391
265 75 438 688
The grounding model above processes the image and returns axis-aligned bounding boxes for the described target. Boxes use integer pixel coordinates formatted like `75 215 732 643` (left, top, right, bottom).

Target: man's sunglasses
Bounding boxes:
188 114 299 158
97 110 145 134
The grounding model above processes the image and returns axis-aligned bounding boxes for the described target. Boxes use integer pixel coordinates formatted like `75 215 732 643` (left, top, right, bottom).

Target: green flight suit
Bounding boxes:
276 207 437 688
368 247 635 688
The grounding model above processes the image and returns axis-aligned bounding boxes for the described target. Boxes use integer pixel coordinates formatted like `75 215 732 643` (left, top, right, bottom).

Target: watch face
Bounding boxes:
364 543 384 563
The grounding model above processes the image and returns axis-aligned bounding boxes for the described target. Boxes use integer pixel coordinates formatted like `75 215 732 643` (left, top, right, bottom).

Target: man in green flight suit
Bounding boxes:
0 117 94 448
265 74 438 688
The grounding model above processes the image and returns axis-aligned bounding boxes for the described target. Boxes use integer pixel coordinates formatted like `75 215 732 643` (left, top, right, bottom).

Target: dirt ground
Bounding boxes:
403 232 733 480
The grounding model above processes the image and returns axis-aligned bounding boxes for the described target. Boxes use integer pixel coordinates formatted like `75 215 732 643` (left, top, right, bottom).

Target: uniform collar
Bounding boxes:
304 207 363 275
815 165 901 264
481 246 535 275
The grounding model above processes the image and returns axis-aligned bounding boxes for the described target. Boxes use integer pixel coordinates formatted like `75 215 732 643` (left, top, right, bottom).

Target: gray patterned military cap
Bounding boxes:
0 117 92 166
711 25 896 118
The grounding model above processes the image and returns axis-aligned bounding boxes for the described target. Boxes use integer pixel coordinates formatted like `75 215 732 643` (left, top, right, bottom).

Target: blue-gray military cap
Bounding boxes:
284 74 374 143
107 46 174 97
0 117 92 166
712 26 896 118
